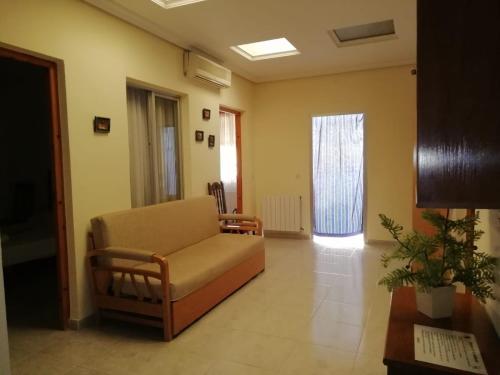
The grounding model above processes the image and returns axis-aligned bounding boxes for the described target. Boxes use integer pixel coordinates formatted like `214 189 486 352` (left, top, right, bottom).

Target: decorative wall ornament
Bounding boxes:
195 130 204 142
202 108 211 120
208 134 215 148
94 116 110 133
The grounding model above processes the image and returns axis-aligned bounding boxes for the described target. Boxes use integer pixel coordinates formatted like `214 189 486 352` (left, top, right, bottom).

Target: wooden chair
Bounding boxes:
207 181 260 234
207 181 234 214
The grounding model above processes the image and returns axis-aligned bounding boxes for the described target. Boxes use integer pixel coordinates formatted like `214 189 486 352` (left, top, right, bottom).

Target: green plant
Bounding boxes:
378 210 496 303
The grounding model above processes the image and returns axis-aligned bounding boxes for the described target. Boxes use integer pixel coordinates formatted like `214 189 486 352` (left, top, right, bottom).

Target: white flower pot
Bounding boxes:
415 285 456 319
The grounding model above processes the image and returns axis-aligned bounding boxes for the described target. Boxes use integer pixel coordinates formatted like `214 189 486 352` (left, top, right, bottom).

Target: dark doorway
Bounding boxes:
0 48 69 330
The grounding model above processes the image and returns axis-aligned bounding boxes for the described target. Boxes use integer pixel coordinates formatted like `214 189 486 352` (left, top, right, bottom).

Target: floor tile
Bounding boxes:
278 342 356 375
301 317 363 352
207 360 274 375
314 300 367 326
143 348 214 375
246 305 312 340
11 351 78 375
352 352 386 375
8 347 31 367
63 367 111 375
224 330 297 370
6 238 392 375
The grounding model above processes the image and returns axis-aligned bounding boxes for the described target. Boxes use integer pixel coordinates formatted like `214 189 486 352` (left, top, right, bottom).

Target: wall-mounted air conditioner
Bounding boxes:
183 51 232 88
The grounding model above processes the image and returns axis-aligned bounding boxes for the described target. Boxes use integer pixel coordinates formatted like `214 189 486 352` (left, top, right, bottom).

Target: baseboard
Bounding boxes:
264 230 311 240
366 239 396 247
68 314 95 330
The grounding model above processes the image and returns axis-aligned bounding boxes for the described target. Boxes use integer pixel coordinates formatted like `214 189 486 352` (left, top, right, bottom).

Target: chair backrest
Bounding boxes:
207 181 227 215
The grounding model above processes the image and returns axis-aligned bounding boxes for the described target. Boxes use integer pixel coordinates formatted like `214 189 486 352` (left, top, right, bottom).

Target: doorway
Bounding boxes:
312 113 364 242
219 107 242 213
0 48 69 330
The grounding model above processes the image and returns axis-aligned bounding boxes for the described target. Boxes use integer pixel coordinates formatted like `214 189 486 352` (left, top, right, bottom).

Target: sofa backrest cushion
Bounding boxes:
91 196 220 257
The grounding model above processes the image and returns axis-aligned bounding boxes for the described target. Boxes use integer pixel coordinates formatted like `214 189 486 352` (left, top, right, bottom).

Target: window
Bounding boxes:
126 87 181 207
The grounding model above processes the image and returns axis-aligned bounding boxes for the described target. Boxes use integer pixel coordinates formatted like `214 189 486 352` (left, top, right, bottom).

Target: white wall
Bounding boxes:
476 209 500 336
0 0 255 321
0 243 11 375
253 66 416 241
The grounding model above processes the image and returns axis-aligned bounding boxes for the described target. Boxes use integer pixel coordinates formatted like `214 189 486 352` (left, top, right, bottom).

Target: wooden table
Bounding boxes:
383 287 499 375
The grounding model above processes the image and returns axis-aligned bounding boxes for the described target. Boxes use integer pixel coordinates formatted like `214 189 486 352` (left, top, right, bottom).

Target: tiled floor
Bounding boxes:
8 238 395 375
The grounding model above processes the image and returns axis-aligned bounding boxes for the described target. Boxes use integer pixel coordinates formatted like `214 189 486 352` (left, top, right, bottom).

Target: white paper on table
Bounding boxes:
414 324 487 374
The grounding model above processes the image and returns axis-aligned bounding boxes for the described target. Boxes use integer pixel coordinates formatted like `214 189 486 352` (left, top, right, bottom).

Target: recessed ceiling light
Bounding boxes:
329 20 396 47
231 38 300 61
150 0 206 9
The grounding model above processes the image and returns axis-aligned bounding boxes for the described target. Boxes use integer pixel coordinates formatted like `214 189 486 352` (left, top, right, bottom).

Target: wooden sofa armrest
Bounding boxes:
219 213 257 222
218 214 263 235
86 247 173 340
88 246 160 263
87 248 169 293
87 247 169 289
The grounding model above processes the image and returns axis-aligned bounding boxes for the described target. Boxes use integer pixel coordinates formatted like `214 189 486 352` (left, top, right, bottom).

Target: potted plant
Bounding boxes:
378 210 495 318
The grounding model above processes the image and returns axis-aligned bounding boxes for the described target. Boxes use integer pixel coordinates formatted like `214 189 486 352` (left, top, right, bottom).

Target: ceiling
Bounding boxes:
84 0 416 83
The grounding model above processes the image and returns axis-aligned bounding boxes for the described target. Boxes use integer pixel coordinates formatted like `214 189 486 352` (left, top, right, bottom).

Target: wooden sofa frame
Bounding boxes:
87 213 263 341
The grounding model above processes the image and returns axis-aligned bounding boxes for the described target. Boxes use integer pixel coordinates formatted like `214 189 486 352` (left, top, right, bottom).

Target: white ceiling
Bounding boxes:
85 0 416 83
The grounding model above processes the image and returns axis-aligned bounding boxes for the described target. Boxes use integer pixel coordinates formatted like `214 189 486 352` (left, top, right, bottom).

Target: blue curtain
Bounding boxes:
312 114 364 236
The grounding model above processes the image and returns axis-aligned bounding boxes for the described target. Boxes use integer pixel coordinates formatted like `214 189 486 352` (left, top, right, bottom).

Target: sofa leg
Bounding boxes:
163 324 173 341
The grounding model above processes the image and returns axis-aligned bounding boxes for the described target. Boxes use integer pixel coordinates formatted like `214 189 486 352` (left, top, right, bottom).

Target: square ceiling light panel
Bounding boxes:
330 20 396 46
150 0 206 9
231 38 300 61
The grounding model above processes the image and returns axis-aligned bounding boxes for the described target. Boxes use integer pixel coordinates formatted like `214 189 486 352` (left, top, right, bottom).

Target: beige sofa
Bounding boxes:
87 196 264 340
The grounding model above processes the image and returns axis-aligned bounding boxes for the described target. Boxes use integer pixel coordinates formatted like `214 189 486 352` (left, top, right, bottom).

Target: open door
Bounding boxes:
312 113 364 237
219 107 242 213
0 47 69 329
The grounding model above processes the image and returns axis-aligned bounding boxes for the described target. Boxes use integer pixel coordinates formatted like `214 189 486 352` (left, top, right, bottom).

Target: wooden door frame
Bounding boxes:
219 107 242 213
0 47 70 329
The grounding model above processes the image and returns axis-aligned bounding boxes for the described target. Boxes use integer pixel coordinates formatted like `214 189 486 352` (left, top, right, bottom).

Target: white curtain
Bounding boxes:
312 114 364 236
127 87 152 208
220 111 237 213
155 96 179 202
127 87 180 207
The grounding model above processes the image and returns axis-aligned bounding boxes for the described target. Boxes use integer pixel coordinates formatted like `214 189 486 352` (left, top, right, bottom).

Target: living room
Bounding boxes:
0 1 499 374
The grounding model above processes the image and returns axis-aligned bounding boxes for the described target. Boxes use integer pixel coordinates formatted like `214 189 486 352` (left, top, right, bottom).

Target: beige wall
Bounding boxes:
0 0 255 321
476 210 500 336
0 0 417 325
253 66 416 241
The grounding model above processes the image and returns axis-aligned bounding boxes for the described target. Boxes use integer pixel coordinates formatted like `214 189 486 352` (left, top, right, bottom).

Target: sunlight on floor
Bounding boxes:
313 233 365 250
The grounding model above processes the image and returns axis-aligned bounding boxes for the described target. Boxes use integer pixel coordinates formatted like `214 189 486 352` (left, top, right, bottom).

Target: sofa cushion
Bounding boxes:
114 233 264 301
91 196 220 261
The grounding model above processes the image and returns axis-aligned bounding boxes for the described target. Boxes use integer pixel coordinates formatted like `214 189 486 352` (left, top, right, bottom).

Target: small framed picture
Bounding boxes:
202 108 211 120
208 135 215 148
93 116 111 133
195 130 204 142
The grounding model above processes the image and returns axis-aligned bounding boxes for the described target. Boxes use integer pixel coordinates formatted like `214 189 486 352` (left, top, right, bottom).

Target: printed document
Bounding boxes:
414 324 487 374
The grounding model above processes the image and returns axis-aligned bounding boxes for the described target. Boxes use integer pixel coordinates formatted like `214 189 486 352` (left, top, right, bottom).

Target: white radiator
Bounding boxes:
262 195 302 232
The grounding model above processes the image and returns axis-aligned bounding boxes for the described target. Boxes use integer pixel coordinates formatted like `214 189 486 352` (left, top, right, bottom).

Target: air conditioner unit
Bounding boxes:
184 51 232 88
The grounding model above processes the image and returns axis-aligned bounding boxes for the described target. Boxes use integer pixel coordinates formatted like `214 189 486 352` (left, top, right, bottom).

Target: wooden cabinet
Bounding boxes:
417 0 500 208
383 288 500 374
